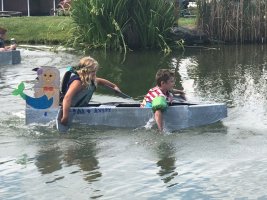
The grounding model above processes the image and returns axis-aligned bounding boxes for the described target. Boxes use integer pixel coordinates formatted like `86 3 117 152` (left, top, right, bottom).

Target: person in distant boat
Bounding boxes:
60 56 122 125
141 69 186 132
0 27 17 52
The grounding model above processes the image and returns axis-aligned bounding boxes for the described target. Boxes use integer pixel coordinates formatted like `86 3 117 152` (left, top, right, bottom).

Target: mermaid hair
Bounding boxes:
76 56 99 87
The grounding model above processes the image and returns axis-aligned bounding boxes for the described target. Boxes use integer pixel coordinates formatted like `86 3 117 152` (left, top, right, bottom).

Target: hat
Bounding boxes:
0 27 7 34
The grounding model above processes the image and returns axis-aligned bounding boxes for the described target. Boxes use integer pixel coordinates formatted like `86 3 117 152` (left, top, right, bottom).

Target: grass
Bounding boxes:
0 15 197 47
0 16 74 44
178 17 197 29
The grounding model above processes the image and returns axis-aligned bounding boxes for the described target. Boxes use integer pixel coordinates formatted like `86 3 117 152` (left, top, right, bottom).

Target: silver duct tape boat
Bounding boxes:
26 102 227 132
14 66 227 132
0 50 21 65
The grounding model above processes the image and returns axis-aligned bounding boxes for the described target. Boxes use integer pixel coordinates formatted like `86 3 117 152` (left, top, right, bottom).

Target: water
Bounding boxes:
1 45 267 200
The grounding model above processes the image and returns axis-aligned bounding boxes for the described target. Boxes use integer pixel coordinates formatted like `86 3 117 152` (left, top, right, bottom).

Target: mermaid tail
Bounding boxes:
12 82 53 109
12 82 26 100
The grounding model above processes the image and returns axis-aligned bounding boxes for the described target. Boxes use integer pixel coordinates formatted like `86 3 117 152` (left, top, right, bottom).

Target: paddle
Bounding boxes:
103 84 133 99
173 93 187 102
172 94 197 106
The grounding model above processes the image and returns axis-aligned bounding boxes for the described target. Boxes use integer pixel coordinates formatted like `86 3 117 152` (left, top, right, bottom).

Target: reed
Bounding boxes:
70 0 176 52
197 0 267 43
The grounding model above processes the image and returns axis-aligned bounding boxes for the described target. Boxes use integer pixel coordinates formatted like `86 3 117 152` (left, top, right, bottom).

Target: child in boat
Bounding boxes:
60 56 122 125
0 27 17 52
141 69 186 132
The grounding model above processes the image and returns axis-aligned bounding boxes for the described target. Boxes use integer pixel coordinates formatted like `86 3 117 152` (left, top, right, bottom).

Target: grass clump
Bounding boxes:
70 0 177 52
198 0 267 43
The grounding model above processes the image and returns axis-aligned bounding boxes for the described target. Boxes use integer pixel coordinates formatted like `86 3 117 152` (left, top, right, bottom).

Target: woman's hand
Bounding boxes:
10 44 17 50
114 85 121 93
61 115 69 125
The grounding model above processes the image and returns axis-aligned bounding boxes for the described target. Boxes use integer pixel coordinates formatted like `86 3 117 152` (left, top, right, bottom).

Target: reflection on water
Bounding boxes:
1 45 267 199
63 139 101 183
33 137 102 185
156 142 178 185
35 143 63 175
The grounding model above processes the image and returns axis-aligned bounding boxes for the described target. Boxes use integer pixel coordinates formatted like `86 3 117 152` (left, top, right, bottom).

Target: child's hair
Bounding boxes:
76 56 99 87
155 69 175 86
0 27 7 35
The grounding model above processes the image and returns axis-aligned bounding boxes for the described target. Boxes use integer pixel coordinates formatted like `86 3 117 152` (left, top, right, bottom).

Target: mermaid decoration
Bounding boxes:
12 66 60 110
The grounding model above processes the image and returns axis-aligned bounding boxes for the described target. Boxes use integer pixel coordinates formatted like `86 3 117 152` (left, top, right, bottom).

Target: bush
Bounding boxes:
70 0 176 52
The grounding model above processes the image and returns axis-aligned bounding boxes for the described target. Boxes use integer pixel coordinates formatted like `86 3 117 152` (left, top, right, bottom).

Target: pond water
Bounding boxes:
1 45 267 199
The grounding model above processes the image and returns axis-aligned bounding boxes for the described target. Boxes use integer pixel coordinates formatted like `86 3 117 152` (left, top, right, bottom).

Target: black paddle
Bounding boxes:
172 94 197 105
103 84 133 99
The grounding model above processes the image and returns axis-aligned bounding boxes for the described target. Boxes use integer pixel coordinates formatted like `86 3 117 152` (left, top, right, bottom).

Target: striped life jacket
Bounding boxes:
143 86 173 104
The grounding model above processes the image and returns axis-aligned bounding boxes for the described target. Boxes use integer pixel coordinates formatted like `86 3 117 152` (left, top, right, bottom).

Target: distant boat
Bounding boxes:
0 50 21 65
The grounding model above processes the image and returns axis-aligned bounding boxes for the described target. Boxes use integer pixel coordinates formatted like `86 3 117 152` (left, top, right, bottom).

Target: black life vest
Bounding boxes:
60 67 77 104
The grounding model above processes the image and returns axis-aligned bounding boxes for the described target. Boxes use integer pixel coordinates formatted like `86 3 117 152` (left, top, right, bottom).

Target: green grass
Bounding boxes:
0 16 74 44
178 17 197 29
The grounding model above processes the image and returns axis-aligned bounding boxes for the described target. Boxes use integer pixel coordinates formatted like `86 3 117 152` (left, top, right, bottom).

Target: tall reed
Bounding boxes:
70 0 176 52
197 0 267 43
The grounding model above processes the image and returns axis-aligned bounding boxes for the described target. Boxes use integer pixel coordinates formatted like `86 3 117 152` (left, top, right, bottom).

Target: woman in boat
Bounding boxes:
60 56 122 125
0 27 17 52
141 69 186 132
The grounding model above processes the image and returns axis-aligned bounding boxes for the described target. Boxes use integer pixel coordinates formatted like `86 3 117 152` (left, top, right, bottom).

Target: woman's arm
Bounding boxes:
61 80 82 125
9 44 17 50
96 77 121 92
0 44 17 51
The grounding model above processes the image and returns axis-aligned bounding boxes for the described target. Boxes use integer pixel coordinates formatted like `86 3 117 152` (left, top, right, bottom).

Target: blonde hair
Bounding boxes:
76 56 99 87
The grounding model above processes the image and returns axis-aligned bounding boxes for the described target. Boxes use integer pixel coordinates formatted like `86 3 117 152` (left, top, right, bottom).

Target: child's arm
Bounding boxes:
154 110 163 132
172 88 185 95
171 88 186 101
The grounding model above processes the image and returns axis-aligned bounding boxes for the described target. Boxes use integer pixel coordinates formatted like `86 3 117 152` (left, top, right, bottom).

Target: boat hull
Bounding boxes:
26 103 227 131
0 50 21 65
